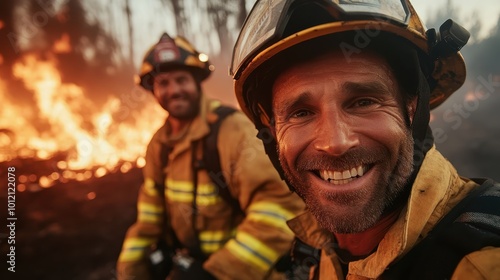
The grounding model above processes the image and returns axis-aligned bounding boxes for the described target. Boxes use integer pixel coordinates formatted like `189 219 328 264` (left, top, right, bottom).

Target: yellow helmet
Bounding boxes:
231 0 470 126
138 33 213 91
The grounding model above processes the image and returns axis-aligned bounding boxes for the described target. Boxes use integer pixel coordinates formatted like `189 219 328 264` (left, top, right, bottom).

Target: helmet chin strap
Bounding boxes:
409 58 434 180
254 123 294 191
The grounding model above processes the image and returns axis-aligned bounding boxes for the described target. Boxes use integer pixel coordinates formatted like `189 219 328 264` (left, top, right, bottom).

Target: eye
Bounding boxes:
156 79 169 87
353 98 377 107
176 76 187 84
290 110 312 119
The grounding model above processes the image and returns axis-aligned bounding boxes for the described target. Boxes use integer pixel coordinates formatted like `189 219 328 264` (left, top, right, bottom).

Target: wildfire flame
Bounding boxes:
53 33 72 53
1 53 165 187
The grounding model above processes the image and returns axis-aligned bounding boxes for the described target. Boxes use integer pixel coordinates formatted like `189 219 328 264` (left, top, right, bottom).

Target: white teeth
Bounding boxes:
357 166 364 176
318 165 368 183
350 167 357 177
327 170 334 180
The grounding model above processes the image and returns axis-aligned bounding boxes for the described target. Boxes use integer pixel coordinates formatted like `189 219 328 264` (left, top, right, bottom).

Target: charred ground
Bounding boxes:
0 157 142 280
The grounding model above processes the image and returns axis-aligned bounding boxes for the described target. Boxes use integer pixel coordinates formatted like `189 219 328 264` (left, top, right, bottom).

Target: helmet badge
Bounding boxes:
153 33 180 63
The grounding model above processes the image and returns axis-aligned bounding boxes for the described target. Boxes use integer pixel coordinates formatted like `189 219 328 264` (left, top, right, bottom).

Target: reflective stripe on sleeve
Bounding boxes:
226 232 280 271
143 178 158 197
247 202 295 234
137 202 163 223
199 229 235 254
118 237 155 262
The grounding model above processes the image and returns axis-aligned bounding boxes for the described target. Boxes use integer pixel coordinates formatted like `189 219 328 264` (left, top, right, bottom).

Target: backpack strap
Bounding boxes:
152 106 239 262
382 178 500 279
188 105 240 258
201 105 239 209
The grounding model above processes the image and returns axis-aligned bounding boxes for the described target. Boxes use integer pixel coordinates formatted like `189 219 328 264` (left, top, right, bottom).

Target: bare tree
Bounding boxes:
125 0 135 63
237 0 247 28
165 0 187 36
207 0 232 58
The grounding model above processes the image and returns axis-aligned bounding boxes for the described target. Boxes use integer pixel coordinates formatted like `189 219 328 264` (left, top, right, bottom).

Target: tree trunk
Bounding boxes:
125 0 134 64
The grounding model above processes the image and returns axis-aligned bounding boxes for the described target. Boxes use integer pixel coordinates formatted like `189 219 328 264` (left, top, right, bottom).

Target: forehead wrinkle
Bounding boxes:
274 91 314 118
342 80 394 97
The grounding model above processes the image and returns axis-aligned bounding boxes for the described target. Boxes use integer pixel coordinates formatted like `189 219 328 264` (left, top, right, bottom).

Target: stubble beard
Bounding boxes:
163 92 201 120
279 132 414 234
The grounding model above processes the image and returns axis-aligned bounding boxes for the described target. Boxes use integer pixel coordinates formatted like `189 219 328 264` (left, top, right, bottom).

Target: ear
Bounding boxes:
407 96 418 125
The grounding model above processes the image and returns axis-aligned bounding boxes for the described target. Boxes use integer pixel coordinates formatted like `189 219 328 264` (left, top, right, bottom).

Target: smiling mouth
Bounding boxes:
317 165 371 185
169 95 187 101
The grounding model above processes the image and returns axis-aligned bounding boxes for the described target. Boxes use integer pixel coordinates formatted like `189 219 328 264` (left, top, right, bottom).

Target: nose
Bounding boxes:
313 110 360 156
164 81 182 96
154 78 181 97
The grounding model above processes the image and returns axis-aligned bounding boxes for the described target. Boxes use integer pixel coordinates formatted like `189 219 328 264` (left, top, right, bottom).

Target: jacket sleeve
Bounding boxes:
116 136 166 280
203 112 306 280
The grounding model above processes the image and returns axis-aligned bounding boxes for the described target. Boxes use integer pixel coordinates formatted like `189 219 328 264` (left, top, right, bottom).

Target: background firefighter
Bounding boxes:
116 33 305 280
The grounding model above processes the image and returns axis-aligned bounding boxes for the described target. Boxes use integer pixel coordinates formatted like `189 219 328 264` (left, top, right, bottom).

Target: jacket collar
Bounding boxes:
287 211 333 249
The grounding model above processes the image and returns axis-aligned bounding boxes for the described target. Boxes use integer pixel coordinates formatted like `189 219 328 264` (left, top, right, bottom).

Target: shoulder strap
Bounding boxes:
202 105 238 208
382 178 500 279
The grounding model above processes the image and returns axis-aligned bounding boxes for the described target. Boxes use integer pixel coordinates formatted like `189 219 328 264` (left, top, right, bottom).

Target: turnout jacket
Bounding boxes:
288 146 500 279
117 95 305 280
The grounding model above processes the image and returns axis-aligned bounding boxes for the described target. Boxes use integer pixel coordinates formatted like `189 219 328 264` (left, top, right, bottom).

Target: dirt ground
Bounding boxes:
0 158 143 280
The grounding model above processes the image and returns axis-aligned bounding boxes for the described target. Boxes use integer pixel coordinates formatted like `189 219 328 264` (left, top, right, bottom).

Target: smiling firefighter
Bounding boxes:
231 0 500 279
116 33 305 280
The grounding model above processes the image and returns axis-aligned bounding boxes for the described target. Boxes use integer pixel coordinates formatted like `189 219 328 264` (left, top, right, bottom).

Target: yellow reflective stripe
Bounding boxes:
166 188 193 203
247 214 293 235
137 202 163 223
166 179 219 194
166 179 193 192
118 237 155 262
247 202 295 235
199 229 235 254
166 179 221 205
199 230 228 241
248 202 296 221
226 232 279 271
143 178 158 196
201 241 221 254
197 195 221 206
166 179 193 202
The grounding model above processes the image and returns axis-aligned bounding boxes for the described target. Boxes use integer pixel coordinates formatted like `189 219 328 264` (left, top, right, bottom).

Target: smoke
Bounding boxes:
429 5 500 181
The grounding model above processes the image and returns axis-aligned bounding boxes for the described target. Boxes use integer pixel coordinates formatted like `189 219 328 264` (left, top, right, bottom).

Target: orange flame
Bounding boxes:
3 53 166 180
53 33 72 53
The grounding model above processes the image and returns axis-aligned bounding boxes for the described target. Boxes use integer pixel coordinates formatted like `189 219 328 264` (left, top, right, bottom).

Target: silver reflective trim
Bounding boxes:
231 0 288 75
337 0 407 23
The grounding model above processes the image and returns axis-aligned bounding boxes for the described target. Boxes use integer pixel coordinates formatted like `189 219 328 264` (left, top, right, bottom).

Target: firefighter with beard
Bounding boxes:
116 33 305 280
230 0 500 279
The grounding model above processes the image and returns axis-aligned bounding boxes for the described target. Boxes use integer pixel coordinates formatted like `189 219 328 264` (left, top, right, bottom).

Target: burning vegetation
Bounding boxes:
3 52 165 191
0 0 169 192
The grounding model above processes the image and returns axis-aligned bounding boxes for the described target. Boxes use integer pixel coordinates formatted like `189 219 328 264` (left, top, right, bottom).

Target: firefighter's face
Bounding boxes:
272 50 416 234
153 70 201 120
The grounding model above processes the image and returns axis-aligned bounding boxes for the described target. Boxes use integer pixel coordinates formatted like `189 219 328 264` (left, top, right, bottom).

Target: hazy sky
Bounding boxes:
116 0 500 68
412 0 499 40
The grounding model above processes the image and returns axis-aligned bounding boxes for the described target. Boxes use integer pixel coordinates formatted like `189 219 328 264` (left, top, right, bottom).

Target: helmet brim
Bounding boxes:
234 20 466 123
